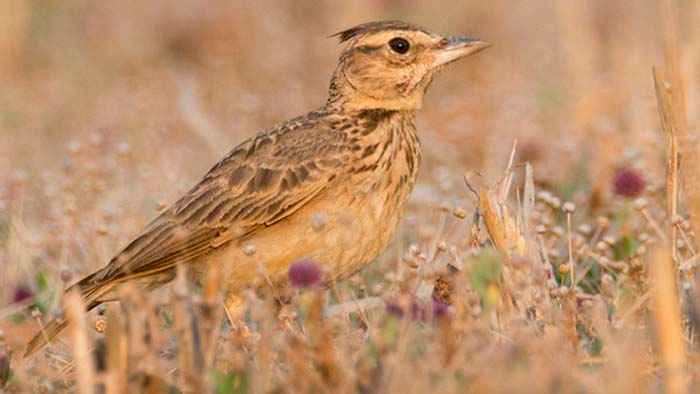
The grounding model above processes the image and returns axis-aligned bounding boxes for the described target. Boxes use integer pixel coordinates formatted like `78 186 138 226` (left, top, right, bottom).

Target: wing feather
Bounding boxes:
25 110 363 357
82 112 349 289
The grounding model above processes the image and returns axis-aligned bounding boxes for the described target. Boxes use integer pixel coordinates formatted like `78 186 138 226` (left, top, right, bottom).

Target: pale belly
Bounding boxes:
209 184 406 293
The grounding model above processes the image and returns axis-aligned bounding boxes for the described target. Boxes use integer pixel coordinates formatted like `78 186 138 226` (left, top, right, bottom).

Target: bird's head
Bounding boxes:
327 20 490 112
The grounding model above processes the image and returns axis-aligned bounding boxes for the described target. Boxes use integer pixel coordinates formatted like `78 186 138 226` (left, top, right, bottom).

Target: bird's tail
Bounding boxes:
23 272 109 358
23 317 69 358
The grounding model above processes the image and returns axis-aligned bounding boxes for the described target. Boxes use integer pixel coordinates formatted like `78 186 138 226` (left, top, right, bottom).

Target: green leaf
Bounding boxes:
454 370 468 387
379 316 400 348
160 309 173 328
10 312 26 325
588 337 604 357
212 371 249 394
32 271 53 314
577 261 602 294
35 271 49 292
612 236 639 261
470 250 503 309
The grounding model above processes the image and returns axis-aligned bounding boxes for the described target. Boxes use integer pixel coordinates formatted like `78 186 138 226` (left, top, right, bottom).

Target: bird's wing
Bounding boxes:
82 112 351 289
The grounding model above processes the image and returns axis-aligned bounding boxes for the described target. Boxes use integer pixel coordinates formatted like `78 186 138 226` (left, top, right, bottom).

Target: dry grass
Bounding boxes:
2 1 700 393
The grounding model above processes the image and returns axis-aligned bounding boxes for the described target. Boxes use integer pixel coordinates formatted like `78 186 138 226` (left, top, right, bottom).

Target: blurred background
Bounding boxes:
0 0 699 334
3 1 699 176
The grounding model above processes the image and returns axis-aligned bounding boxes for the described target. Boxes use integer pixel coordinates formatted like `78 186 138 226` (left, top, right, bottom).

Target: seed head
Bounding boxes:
558 263 571 274
452 206 468 219
311 213 327 232
60 269 73 283
633 198 648 211
243 243 257 256
562 202 576 213
577 224 592 235
94 318 107 333
548 197 561 209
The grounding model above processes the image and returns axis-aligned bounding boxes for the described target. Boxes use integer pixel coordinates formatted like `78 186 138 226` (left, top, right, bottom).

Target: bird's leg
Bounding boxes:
224 292 254 343
223 292 245 325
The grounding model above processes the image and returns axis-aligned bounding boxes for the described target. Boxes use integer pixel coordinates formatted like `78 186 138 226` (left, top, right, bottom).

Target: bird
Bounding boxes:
25 20 489 357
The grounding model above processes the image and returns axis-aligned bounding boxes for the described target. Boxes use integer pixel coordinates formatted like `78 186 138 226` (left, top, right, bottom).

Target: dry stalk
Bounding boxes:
522 162 535 235
650 247 687 394
64 290 95 394
201 258 225 372
498 140 517 202
566 210 575 286
105 305 127 394
173 263 203 392
325 297 384 318
658 0 699 253
307 290 344 388
117 283 156 391
478 185 527 261
637 201 670 242
653 67 680 260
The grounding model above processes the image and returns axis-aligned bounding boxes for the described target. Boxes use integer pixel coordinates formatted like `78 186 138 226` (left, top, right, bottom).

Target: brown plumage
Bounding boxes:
25 20 489 357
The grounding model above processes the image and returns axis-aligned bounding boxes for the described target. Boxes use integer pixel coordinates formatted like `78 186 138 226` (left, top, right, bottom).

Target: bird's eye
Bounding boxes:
388 37 410 54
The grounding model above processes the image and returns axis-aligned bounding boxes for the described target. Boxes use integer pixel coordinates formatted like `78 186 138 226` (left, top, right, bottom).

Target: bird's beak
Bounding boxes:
432 36 491 68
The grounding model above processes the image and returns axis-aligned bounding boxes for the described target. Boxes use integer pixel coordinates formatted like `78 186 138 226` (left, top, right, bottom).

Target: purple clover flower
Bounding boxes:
288 260 322 288
13 285 33 304
613 167 645 199
385 297 450 321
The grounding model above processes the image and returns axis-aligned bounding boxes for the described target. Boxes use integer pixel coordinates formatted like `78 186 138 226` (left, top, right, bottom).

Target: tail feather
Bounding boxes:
24 263 172 357
23 317 69 358
23 274 107 358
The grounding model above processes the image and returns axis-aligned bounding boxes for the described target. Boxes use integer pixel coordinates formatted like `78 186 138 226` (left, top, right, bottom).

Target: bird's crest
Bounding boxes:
331 20 429 43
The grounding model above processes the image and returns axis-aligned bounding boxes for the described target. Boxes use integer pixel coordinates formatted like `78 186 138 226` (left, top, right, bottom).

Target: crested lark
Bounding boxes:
26 20 489 356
